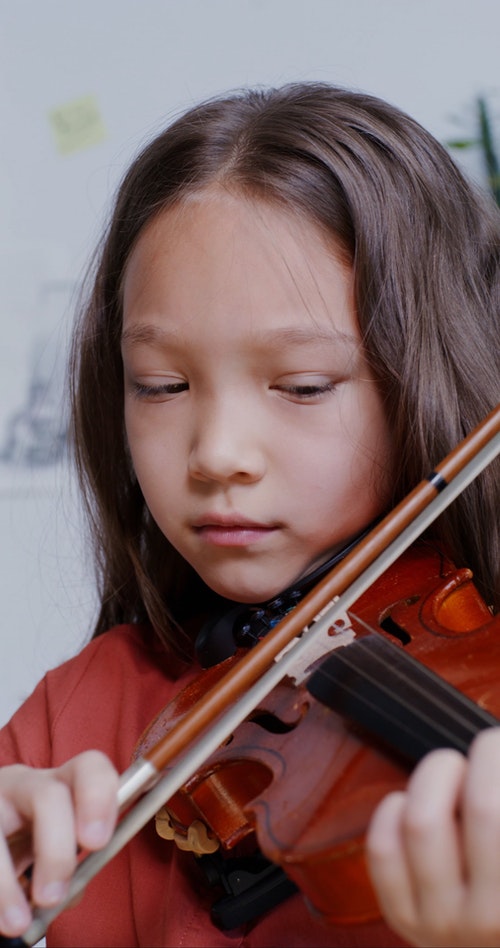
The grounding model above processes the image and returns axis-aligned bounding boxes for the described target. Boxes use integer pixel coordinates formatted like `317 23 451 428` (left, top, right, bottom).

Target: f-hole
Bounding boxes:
380 615 411 646
248 711 297 734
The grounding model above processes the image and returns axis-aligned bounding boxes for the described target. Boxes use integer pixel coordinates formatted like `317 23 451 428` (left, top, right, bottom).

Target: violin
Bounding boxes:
6 404 500 946
137 542 500 927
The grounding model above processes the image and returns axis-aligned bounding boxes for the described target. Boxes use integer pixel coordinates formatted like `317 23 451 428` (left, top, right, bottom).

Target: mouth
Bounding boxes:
192 514 279 547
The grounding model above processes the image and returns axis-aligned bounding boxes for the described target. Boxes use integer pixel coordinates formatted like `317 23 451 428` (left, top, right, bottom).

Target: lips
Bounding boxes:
193 513 273 529
192 514 278 547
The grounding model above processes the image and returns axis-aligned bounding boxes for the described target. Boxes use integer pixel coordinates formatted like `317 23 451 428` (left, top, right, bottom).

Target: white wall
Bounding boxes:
1 0 499 725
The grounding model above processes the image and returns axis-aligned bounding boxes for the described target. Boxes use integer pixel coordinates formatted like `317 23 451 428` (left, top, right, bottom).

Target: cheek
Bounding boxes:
126 408 184 474
344 385 394 484
302 417 393 521
126 427 179 517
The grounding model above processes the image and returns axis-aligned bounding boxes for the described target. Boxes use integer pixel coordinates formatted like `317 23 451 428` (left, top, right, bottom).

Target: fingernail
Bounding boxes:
82 819 109 847
40 880 68 905
2 903 31 933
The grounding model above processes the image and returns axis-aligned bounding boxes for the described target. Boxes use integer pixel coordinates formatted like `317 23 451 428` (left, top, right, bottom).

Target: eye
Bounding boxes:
130 380 189 401
272 380 338 402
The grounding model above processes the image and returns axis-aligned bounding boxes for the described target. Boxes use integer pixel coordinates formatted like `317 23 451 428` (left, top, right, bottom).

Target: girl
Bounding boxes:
0 82 499 948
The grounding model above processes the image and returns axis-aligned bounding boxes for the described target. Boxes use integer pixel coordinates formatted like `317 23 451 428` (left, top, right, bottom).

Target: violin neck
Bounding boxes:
307 631 498 763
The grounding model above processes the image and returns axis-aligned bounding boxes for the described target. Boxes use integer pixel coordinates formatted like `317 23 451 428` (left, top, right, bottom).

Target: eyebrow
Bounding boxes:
121 324 173 347
121 323 359 351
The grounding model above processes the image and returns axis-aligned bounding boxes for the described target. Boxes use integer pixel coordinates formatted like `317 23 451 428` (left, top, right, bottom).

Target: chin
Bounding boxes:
201 571 293 605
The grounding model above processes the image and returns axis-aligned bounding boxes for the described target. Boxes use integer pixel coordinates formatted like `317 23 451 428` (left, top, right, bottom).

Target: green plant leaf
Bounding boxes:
446 138 479 149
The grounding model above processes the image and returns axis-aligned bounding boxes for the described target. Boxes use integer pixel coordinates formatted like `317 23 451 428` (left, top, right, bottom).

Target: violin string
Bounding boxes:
310 654 477 755
351 622 495 728
310 630 497 757
315 634 493 735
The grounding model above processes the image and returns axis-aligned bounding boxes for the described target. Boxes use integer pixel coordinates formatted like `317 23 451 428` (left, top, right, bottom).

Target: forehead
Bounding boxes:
121 187 357 345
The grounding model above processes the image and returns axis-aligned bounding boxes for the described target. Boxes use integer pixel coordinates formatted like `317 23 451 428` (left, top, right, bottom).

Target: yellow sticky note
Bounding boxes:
48 94 107 155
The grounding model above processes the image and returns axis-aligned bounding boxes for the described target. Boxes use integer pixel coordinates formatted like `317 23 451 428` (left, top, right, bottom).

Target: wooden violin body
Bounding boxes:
136 543 499 926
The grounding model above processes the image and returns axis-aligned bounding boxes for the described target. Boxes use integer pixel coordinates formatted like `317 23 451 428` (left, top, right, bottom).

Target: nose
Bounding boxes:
188 396 267 485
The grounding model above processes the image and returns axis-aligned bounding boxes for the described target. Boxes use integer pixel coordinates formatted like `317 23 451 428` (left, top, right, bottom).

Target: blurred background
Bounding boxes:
1 0 499 725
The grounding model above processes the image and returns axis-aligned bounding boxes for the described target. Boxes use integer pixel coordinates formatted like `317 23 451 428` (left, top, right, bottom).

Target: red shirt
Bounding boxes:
0 623 405 947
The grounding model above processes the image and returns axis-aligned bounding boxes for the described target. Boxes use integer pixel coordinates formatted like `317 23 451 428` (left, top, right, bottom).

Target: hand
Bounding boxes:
366 728 500 947
0 751 119 938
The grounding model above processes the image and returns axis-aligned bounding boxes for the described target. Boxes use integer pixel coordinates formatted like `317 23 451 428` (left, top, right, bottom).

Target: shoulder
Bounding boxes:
0 624 195 771
45 623 173 705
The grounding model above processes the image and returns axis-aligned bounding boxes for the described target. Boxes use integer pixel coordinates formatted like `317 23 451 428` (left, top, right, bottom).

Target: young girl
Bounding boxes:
0 82 498 948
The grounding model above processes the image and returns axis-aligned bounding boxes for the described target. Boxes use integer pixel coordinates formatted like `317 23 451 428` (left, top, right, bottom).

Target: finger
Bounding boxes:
29 751 119 905
28 778 77 908
0 831 32 937
460 729 500 930
0 792 33 875
366 790 418 933
0 754 118 912
393 748 467 941
0 768 76 910
58 750 119 851
367 749 469 946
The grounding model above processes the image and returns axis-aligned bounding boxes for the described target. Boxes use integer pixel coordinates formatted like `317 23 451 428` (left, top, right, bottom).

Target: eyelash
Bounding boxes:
275 381 337 400
131 381 188 399
130 380 337 402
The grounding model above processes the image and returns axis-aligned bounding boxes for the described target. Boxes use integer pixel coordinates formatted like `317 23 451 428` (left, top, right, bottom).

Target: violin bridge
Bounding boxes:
155 806 220 854
274 600 356 685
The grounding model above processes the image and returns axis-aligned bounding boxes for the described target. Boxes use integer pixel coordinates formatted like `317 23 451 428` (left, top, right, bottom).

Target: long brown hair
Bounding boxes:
70 83 500 656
